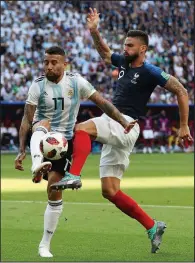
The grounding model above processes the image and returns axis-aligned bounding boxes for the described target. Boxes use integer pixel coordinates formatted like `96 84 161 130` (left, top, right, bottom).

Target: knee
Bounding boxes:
75 123 87 132
38 119 51 132
75 121 97 138
102 188 118 200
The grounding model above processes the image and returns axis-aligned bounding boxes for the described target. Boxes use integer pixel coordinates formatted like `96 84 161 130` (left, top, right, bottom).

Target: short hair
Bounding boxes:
126 30 149 46
45 46 65 56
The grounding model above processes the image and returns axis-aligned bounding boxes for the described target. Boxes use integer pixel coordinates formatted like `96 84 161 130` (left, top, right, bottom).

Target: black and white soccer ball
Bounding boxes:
40 132 68 160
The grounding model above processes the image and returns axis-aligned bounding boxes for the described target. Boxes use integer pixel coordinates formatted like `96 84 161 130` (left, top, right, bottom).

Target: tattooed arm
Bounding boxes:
164 75 193 145
15 104 36 170
164 76 189 126
87 8 112 64
90 29 112 64
89 92 137 133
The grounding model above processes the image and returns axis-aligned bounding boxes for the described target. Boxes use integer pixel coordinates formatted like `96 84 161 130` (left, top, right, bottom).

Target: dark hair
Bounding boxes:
45 46 65 56
126 30 149 46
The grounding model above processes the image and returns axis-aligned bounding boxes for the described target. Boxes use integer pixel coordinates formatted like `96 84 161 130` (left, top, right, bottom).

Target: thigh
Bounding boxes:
43 139 73 180
92 113 140 148
91 114 111 144
100 144 130 171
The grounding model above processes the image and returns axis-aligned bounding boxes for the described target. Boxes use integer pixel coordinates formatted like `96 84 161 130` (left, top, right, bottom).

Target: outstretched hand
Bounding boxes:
87 7 100 30
15 152 26 171
177 125 193 148
124 120 138 134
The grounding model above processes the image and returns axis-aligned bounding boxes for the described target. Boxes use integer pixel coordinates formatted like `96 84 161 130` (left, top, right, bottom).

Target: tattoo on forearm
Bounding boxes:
164 76 189 126
164 76 188 97
91 31 110 59
91 93 127 127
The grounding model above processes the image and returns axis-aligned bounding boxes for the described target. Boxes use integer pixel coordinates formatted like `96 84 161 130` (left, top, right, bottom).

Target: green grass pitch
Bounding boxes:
1 153 194 262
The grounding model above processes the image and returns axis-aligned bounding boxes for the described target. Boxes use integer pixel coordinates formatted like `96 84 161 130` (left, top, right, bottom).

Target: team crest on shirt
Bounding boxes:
131 73 139 84
67 88 74 98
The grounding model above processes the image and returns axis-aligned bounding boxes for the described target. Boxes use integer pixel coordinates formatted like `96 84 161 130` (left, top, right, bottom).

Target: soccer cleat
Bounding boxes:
32 161 52 183
38 246 53 258
147 220 167 253
50 172 82 191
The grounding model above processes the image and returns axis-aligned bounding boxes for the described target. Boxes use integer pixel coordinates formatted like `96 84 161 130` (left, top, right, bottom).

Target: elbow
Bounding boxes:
176 88 188 98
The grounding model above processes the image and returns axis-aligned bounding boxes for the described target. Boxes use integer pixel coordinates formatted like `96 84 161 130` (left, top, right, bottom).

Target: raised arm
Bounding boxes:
87 8 112 64
164 75 193 145
89 91 137 133
15 103 36 170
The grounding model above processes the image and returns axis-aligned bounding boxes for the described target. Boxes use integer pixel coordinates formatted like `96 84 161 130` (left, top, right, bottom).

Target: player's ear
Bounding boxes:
140 45 147 53
64 61 68 68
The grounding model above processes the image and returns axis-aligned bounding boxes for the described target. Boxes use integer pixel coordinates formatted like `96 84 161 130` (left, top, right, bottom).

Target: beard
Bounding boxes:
124 53 139 64
46 72 59 82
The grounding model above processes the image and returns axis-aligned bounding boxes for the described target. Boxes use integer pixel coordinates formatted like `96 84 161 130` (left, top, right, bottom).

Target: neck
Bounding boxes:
51 72 64 84
129 55 145 68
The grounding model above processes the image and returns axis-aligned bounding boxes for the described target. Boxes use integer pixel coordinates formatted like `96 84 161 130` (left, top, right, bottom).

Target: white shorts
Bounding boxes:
142 129 154 139
92 114 140 179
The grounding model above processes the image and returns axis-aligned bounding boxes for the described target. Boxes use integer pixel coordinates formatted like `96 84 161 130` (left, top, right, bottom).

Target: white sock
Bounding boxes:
39 200 63 249
148 147 152 153
143 147 147 153
30 126 48 170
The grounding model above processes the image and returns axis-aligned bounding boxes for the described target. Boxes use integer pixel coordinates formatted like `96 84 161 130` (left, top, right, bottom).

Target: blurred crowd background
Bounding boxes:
1 0 194 104
1 1 194 153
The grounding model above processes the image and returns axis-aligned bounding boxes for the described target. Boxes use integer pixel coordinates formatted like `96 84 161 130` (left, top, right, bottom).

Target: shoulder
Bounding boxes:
144 62 162 74
28 76 45 92
66 71 85 86
34 75 46 83
143 62 170 79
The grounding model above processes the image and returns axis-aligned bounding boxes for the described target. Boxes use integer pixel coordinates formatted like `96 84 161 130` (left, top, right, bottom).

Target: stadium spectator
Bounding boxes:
158 110 170 153
7 122 18 149
1 121 8 139
1 121 11 149
141 110 154 154
167 122 180 153
1 1 194 104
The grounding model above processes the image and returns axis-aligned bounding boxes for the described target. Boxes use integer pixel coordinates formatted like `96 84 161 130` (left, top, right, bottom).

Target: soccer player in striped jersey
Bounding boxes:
51 8 193 253
14 46 137 258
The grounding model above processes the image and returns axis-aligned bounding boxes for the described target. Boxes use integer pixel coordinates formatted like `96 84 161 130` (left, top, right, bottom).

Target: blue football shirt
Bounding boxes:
111 53 170 119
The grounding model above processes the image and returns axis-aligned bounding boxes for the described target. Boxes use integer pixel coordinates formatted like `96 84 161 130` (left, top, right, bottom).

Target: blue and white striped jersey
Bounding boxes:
26 72 96 139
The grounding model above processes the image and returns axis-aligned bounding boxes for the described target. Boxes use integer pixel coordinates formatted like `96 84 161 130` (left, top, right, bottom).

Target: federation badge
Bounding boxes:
67 88 74 98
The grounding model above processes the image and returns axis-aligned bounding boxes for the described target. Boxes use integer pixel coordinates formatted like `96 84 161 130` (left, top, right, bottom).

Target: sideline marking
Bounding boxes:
1 176 194 192
1 200 194 209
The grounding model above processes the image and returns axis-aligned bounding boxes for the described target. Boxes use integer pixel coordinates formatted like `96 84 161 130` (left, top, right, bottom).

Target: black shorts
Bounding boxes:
27 124 73 180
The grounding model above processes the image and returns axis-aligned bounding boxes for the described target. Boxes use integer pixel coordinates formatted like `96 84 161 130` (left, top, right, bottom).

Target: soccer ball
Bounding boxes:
40 132 68 161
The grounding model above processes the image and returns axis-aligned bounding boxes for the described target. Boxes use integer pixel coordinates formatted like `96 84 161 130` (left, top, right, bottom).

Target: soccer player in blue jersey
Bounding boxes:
14 46 137 257
52 8 193 253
